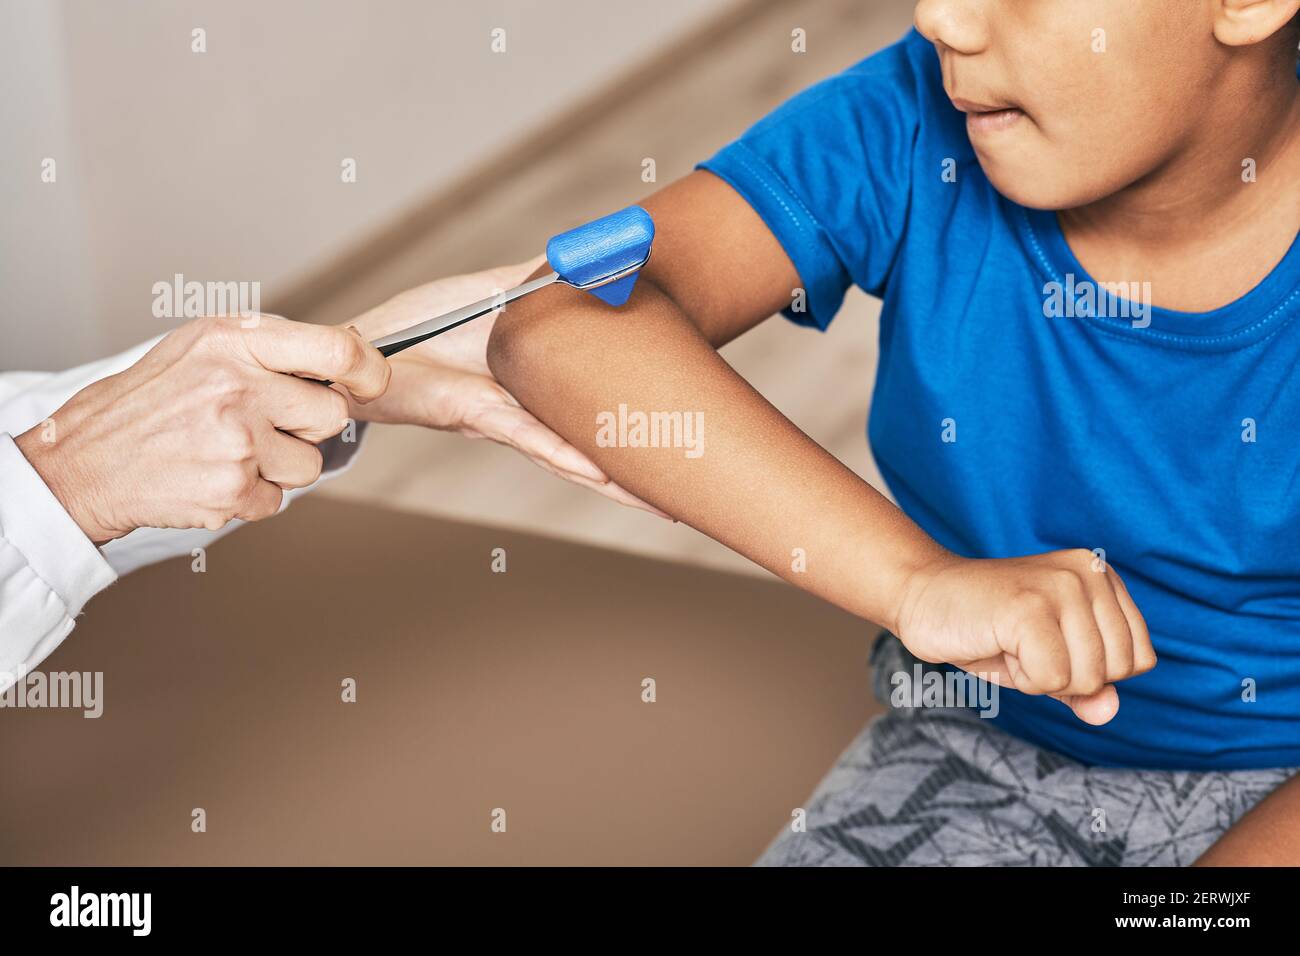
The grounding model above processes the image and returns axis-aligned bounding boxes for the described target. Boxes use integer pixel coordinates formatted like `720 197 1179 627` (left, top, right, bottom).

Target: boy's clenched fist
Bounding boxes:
894 548 1157 725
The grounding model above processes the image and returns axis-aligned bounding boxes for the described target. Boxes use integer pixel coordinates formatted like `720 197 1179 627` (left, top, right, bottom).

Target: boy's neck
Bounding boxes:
1060 73 1300 313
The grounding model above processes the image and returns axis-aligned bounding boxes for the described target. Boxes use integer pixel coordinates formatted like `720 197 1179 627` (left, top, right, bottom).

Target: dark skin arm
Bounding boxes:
491 171 941 629
488 170 1155 725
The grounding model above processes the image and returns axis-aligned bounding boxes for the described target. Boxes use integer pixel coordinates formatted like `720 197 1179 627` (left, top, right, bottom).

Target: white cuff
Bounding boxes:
0 432 117 613
0 432 118 680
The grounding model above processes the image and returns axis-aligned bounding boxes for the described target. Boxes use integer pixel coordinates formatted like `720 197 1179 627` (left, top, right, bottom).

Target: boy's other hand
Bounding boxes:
894 549 1156 725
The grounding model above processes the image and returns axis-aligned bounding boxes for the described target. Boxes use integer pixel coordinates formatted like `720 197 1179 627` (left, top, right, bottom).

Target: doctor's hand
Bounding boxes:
343 259 668 518
15 316 389 543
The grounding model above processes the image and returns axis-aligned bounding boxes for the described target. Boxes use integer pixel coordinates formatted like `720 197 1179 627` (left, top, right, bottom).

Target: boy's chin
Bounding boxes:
976 156 1108 212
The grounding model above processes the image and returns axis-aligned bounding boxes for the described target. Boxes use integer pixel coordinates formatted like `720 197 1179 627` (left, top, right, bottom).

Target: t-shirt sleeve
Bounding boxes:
696 30 928 331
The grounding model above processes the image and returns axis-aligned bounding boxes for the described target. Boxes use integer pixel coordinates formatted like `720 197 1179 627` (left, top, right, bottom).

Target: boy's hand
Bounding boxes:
894 549 1156 725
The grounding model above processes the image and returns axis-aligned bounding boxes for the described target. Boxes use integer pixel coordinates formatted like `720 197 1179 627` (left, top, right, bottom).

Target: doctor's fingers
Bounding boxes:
230 475 286 524
238 317 390 403
253 426 325 491
250 372 354 443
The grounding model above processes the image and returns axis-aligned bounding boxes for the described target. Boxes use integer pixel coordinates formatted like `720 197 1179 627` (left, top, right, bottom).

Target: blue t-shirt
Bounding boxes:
699 29 1300 771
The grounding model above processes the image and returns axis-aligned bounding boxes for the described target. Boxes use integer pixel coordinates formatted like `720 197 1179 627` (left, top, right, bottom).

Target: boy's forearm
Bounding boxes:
487 272 949 631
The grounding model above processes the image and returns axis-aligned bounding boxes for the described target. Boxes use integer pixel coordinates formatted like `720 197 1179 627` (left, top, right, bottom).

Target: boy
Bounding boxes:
477 0 1300 865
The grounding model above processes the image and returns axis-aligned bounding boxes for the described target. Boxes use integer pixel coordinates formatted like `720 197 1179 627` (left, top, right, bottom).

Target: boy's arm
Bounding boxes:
495 172 938 627
488 171 1156 724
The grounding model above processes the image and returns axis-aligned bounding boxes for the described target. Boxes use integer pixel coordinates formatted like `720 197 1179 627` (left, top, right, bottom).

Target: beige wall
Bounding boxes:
0 0 734 369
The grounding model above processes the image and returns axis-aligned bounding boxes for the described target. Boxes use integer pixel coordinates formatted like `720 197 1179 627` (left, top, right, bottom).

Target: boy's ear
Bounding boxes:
1214 0 1300 47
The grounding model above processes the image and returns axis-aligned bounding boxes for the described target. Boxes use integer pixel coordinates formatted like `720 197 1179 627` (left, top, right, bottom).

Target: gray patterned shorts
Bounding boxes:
759 634 1295 867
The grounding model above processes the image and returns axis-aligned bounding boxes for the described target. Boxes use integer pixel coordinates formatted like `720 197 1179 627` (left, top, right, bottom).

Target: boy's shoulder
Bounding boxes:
697 30 992 321
728 27 977 193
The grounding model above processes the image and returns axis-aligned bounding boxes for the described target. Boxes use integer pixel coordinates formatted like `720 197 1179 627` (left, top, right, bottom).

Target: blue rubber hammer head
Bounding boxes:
545 205 655 307
362 205 657 363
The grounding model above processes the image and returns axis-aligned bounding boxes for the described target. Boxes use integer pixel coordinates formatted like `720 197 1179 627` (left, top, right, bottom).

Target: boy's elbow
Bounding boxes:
487 276 678 390
486 295 549 390
487 283 631 385
485 304 522 385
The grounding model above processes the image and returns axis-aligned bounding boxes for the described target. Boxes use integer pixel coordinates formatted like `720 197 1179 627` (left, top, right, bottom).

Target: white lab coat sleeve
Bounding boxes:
0 334 367 689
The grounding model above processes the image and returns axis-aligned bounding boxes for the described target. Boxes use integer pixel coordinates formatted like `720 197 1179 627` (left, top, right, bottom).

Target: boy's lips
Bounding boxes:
951 97 1026 134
